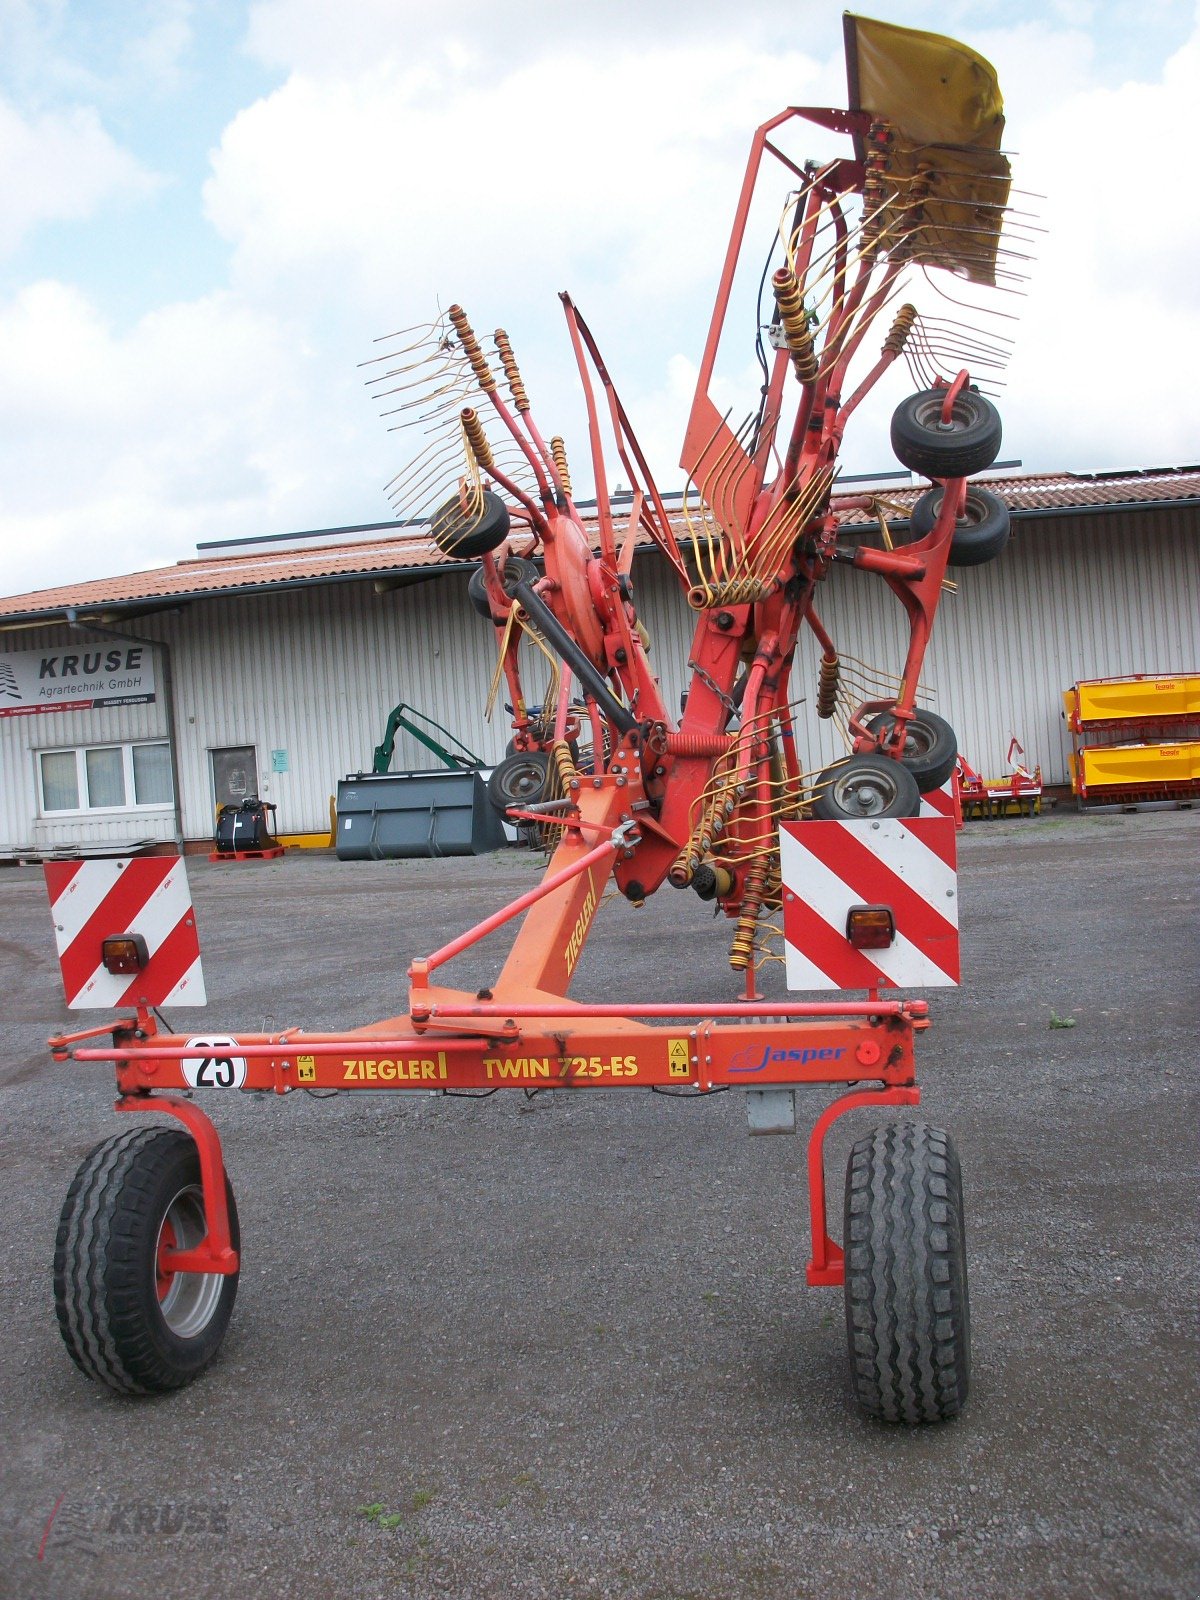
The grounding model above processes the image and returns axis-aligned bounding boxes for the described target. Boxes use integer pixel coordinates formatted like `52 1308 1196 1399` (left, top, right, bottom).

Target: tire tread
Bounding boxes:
53 1126 238 1395
843 1121 970 1424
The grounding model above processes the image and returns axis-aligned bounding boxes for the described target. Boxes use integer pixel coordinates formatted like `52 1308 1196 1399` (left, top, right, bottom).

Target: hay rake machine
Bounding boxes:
48 16 1028 1424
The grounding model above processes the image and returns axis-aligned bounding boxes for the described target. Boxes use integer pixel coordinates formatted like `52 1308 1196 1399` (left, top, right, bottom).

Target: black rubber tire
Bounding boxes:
467 555 539 621
910 486 1010 568
812 754 922 820
54 1126 239 1395
843 1121 970 1424
890 388 1002 480
866 710 958 793
487 751 550 814
432 487 510 560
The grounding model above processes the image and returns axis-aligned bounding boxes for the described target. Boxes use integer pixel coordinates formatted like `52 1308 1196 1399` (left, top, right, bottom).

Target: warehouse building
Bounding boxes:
1 466 1197 857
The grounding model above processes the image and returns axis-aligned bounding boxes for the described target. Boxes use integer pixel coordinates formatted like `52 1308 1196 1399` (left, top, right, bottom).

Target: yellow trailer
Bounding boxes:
1071 742 1200 806
1063 674 1200 732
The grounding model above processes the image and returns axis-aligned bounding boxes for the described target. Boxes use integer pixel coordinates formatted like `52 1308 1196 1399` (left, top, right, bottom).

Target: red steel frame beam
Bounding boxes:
50 761 929 1291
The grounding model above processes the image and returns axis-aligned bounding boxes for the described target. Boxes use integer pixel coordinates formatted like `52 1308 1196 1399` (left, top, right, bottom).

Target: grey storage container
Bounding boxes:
335 770 506 860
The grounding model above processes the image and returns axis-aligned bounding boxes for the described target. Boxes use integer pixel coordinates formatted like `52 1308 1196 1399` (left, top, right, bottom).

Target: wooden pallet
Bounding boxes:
207 846 285 862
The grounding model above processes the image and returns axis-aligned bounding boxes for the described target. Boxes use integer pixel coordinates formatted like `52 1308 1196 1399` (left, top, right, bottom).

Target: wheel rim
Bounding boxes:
830 766 902 816
898 723 934 760
154 1185 224 1338
499 758 547 804
912 393 978 436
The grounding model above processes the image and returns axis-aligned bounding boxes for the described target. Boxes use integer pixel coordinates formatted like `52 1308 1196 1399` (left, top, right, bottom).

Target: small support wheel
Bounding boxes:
866 710 957 793
53 1126 239 1395
432 487 510 560
909 486 1010 568
812 753 921 819
843 1121 970 1424
467 555 539 621
890 388 1002 480
486 750 550 814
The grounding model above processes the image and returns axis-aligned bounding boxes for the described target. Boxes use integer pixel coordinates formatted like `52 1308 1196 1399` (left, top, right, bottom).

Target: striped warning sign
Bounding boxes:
779 818 960 991
919 781 957 819
44 856 206 1010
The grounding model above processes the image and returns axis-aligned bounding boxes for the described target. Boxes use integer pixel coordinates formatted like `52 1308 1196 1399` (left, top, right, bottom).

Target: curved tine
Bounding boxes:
755 467 832 574
918 314 1016 348
379 383 476 423
705 419 757 551
360 318 447 361
692 414 751 543
364 340 469 383
755 463 827 560
384 442 468 504
917 330 1010 363
368 347 474 398
918 265 1023 321
369 356 473 402
375 383 477 422
382 431 464 488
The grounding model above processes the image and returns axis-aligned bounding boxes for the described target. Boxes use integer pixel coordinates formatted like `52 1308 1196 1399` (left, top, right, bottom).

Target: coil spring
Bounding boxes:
816 653 840 718
729 858 768 972
668 778 738 886
687 577 775 610
493 329 529 412
460 407 494 472
550 436 572 496
771 268 818 383
448 305 496 392
551 739 577 793
861 142 891 241
882 304 917 358
895 168 932 255
663 733 734 757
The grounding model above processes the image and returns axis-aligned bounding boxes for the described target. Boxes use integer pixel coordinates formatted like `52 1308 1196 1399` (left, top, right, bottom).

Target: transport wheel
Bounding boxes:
54 1126 239 1395
487 751 550 814
865 710 957 793
890 388 1002 480
467 555 538 620
909 486 1010 567
843 1121 970 1424
812 754 921 820
432 487 510 559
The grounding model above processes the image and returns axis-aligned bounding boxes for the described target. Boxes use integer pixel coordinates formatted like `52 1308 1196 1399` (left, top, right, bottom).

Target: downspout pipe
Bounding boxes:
64 609 185 851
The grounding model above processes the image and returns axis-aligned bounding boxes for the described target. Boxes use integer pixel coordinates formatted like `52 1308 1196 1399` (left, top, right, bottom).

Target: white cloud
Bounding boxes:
2 3 1199 601
0 95 159 255
0 279 376 596
122 2 194 96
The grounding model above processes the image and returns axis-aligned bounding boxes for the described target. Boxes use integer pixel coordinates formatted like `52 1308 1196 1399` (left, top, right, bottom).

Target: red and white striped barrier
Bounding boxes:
919 781 957 820
44 856 206 1010
780 818 960 991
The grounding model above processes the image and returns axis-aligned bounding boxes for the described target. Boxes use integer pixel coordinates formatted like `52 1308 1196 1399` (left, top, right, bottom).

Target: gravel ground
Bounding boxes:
1 808 1197 1600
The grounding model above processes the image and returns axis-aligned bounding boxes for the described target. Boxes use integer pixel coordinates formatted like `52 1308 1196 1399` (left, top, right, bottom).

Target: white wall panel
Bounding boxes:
0 624 173 850
2 506 1196 849
632 507 1200 786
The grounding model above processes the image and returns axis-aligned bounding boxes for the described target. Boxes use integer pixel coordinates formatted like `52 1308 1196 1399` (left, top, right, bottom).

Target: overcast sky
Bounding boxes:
1 0 1197 598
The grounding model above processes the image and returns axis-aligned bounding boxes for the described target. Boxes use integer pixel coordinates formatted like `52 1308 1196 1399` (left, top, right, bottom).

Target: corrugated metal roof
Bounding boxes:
2 466 1197 622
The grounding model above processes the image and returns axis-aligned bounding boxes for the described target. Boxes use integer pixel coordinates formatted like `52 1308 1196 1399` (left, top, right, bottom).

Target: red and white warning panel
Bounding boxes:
44 856 206 1010
780 818 960 991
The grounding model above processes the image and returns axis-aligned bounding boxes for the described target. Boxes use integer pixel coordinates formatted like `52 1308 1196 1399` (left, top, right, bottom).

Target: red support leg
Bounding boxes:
805 1085 920 1286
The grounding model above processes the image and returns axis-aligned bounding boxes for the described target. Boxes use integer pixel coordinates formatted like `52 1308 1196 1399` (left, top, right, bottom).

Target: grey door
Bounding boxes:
211 745 258 809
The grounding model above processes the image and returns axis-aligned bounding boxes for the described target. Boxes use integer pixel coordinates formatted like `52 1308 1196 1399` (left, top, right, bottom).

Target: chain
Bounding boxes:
686 660 739 716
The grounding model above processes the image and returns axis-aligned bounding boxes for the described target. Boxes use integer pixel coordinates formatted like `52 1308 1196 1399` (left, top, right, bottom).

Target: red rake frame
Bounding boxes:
50 759 930 1288
47 101 982 1300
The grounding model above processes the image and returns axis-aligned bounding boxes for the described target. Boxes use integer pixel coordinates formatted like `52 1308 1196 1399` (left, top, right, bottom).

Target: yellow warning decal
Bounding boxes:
297 1054 317 1083
667 1038 691 1079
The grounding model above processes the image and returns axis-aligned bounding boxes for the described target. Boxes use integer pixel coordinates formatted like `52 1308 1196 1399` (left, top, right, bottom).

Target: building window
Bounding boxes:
38 742 173 814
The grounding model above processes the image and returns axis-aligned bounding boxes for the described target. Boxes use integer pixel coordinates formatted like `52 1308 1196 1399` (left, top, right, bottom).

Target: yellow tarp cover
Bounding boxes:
843 12 1012 285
